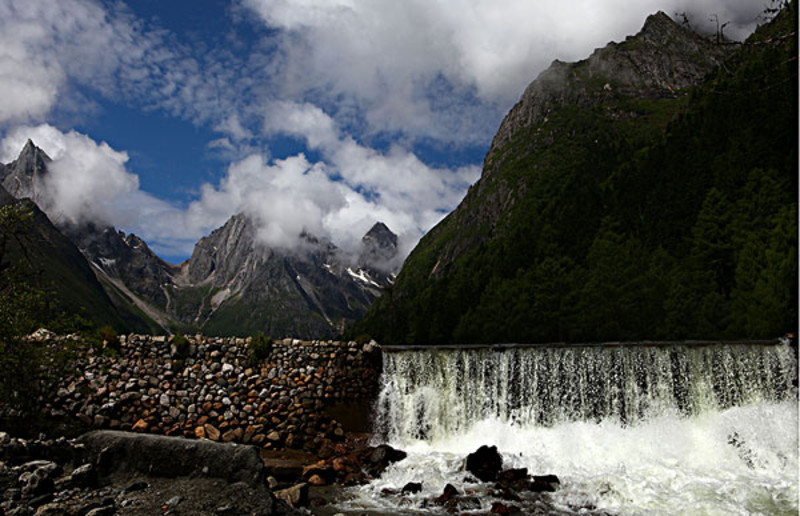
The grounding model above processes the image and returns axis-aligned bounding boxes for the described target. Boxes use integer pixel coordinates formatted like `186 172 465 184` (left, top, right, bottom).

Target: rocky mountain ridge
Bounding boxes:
357 6 797 345
0 184 137 332
0 145 398 338
395 13 735 288
486 12 732 165
0 139 51 203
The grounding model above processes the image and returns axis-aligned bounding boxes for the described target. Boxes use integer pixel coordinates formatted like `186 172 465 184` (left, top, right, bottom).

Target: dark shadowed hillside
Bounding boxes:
357 5 798 345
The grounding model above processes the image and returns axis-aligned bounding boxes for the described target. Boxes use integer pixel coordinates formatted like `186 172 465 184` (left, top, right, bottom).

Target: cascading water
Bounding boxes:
338 342 798 515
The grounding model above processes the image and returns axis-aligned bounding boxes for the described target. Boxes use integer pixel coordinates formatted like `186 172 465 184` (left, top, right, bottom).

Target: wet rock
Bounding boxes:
490 501 515 514
529 474 560 493
274 483 308 508
122 480 149 494
68 463 96 488
497 468 528 483
401 482 422 494
434 483 459 504
496 487 522 502
367 444 407 476
465 445 503 482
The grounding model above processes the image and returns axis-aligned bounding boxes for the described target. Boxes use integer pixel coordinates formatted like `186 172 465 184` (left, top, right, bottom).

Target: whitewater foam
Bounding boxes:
337 343 798 514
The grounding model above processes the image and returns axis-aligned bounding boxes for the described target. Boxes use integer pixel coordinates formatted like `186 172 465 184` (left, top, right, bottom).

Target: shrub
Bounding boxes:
354 333 373 345
171 333 190 359
97 325 120 355
248 333 273 365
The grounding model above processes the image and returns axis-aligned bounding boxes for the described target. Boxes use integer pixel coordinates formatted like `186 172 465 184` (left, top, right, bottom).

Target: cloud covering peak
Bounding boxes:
0 0 769 263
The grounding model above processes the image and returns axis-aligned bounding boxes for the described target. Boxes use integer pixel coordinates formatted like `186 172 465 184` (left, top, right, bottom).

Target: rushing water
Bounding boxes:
337 342 798 515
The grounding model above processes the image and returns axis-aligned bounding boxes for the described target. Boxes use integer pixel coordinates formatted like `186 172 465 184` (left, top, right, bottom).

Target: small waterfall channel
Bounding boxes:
339 341 798 515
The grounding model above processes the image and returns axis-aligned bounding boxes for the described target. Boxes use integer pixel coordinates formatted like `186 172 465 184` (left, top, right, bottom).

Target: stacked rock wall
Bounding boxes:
42 334 382 453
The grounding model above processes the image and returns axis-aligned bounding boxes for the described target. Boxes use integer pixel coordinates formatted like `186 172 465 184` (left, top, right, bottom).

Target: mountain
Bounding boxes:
1 142 398 338
0 139 50 203
358 221 399 277
0 184 152 333
173 215 394 337
357 6 798 345
59 222 179 331
66 212 396 338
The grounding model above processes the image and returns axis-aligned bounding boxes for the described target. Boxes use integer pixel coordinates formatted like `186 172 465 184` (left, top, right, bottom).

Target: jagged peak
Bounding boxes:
486 10 733 168
641 11 677 32
15 138 51 166
2 139 52 201
363 221 398 248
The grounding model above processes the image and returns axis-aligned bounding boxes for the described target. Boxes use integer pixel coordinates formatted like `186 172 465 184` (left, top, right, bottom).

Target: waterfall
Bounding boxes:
338 342 797 515
374 342 797 444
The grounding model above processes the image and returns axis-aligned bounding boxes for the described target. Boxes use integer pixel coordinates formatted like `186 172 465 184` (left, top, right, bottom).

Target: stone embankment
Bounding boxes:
38 333 382 455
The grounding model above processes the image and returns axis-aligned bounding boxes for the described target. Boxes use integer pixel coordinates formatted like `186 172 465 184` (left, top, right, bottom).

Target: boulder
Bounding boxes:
77 430 266 488
528 474 560 493
68 463 97 488
434 483 459 504
465 445 503 482
401 482 422 494
274 482 308 508
367 444 407 476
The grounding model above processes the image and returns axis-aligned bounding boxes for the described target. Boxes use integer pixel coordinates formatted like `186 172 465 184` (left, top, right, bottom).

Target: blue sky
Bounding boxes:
0 0 763 263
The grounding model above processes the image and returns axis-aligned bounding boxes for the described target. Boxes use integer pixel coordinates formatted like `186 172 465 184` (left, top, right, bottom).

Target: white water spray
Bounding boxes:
340 343 798 514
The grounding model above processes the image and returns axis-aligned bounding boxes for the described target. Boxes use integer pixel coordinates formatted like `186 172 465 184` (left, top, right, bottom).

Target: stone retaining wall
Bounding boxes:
41 334 382 454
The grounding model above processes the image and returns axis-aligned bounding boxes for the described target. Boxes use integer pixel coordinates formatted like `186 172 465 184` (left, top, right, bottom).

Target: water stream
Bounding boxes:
337 342 798 515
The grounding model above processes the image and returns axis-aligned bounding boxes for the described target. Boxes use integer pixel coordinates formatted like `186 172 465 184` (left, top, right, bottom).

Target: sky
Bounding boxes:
0 0 766 264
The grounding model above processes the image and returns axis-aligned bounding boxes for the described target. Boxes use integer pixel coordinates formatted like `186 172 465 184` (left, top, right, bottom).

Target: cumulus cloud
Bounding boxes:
0 0 262 140
258 101 480 252
1 121 477 264
1 125 148 227
244 0 765 143
0 0 770 265
178 105 479 258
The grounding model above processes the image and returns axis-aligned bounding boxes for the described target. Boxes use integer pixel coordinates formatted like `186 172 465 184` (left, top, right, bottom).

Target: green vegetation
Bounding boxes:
171 333 191 359
0 203 81 417
247 333 273 365
202 292 331 338
358 5 798 345
0 200 136 333
82 325 121 356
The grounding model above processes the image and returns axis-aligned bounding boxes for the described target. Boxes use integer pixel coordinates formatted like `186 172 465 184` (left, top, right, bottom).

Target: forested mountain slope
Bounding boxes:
357 5 798 345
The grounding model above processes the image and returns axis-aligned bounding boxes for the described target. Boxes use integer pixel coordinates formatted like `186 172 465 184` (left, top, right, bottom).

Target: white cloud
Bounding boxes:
0 0 769 264
0 0 259 140
1 120 477 265
264 101 340 150
257 101 480 252
1 125 144 227
244 0 765 143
